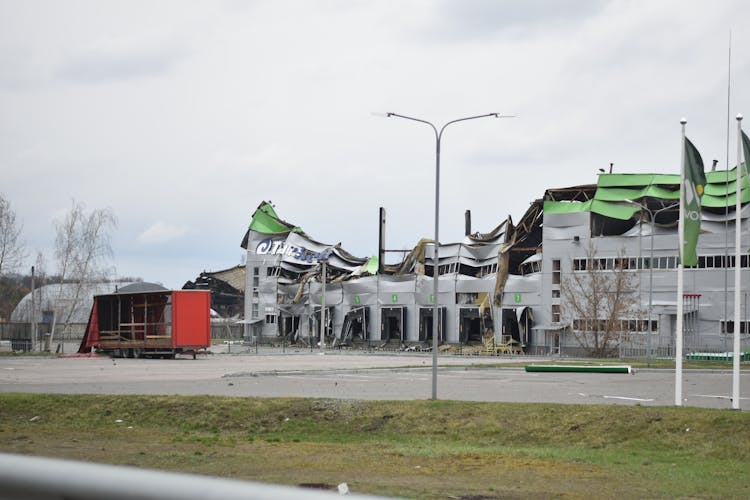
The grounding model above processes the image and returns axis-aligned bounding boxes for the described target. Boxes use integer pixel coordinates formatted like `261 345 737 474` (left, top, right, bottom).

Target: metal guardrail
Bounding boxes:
0 453 387 500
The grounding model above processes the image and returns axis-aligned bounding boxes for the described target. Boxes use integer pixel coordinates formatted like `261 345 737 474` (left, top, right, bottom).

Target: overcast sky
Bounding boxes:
2 0 749 289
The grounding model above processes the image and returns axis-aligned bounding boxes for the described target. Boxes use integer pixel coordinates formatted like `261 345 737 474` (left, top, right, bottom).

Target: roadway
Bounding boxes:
1 348 747 410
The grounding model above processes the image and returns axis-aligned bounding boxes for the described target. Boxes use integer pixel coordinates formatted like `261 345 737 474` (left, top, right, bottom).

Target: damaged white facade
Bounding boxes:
241 202 526 349
531 171 750 356
242 164 750 356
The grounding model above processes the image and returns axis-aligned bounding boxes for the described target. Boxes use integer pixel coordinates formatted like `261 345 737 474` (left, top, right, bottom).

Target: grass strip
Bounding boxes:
1 393 748 499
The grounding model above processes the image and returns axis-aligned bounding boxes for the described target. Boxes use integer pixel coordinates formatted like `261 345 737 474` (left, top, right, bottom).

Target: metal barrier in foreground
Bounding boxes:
0 452 387 500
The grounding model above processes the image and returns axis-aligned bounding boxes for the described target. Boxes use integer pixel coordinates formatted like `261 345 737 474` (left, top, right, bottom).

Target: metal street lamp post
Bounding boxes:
625 199 679 366
384 112 513 399
320 256 328 353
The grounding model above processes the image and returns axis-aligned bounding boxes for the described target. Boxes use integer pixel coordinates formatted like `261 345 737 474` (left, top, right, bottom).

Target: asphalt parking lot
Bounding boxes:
1 348 747 410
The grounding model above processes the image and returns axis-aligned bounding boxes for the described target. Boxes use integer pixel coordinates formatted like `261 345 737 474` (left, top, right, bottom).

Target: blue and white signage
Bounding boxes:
255 238 333 263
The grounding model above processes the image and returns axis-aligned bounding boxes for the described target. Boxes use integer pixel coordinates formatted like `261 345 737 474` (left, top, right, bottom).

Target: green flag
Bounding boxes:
743 130 750 177
681 137 706 267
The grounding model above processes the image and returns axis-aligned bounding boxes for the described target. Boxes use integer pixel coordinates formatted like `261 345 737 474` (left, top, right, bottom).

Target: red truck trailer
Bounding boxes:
78 290 211 358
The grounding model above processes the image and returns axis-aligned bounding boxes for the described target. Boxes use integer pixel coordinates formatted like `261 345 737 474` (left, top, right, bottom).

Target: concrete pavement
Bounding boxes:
1 349 747 410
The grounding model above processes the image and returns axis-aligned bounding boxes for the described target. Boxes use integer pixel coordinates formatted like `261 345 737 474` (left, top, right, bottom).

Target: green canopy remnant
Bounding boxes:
364 256 379 275
543 200 640 220
594 185 678 202
573 168 750 214
248 201 303 235
705 165 749 184
596 173 679 188
543 199 593 214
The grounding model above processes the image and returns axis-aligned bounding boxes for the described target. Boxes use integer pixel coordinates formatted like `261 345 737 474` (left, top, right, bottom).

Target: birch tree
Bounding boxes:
0 194 25 277
49 200 117 348
560 247 641 357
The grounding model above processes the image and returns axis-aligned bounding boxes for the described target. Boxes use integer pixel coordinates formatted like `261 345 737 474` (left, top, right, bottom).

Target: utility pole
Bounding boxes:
31 266 37 351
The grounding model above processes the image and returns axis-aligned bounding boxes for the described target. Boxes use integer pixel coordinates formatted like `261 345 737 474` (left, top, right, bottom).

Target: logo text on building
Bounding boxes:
255 238 333 263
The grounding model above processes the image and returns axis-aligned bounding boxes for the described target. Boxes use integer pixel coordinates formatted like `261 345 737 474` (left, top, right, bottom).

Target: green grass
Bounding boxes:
1 394 748 499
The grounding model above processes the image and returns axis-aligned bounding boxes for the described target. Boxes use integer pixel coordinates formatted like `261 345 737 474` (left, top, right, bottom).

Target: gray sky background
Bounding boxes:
2 0 749 289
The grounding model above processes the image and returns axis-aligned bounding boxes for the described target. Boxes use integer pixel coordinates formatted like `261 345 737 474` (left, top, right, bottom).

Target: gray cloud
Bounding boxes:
1 0 748 288
426 0 608 40
56 45 188 84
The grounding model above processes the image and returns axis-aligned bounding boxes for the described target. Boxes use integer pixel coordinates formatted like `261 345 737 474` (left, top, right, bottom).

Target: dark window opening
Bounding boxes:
591 213 637 237
419 307 445 343
501 308 522 345
380 307 405 342
459 308 483 344
458 264 481 277
280 314 300 341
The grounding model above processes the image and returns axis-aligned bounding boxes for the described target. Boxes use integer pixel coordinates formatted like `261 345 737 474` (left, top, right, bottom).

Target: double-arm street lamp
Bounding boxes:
383 112 513 399
624 199 679 366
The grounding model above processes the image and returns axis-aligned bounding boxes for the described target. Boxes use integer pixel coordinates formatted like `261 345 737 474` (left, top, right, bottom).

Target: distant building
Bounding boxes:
183 266 244 319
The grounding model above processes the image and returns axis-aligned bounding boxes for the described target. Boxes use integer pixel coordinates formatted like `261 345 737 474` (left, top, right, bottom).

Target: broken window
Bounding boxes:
341 306 369 343
456 292 478 305
501 308 522 344
310 307 334 343
458 264 480 277
279 313 300 341
590 213 637 237
266 267 281 277
438 262 458 275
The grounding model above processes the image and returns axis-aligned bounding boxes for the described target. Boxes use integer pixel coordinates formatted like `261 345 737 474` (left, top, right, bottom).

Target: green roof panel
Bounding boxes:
596 173 679 188
594 185 679 202
543 200 592 214
248 202 303 235
365 256 379 275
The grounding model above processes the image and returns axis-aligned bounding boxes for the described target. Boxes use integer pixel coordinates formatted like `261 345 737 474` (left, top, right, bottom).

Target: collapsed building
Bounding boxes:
240 201 532 350
183 266 245 319
241 165 750 356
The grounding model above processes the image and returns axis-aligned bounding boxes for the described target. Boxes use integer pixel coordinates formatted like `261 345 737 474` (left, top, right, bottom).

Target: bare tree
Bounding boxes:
48 200 117 349
560 246 641 357
0 194 25 277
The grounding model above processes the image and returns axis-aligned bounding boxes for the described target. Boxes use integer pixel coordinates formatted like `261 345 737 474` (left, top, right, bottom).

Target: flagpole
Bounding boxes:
676 118 686 407
732 113 743 410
